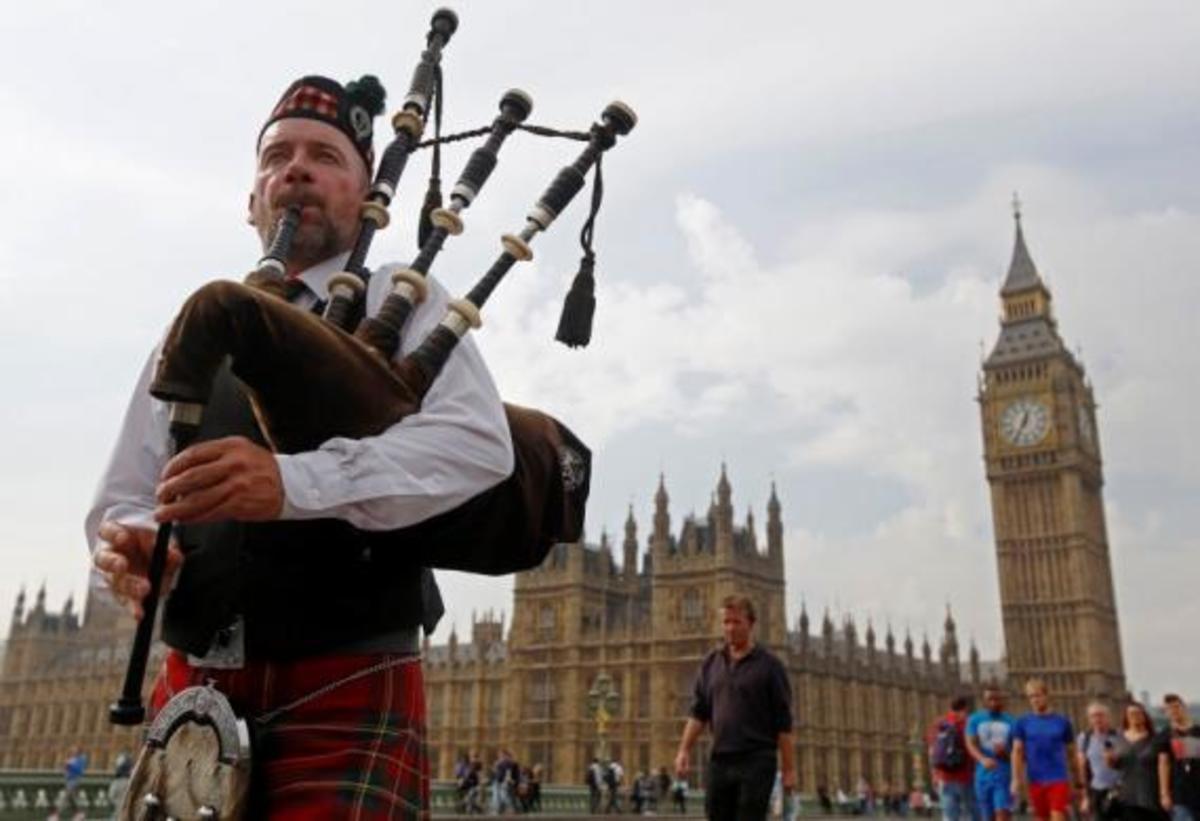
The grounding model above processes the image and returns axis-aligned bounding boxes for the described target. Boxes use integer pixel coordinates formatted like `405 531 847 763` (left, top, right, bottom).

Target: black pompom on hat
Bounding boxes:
258 75 387 171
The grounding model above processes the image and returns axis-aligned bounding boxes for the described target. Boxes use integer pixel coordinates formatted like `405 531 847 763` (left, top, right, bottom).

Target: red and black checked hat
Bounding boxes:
258 75 387 171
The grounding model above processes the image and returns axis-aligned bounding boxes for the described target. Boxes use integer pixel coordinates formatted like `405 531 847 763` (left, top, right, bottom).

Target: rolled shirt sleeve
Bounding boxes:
85 261 514 553
274 265 512 529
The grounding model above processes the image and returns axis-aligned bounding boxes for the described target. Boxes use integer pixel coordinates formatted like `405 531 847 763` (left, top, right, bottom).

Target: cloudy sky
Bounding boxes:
1 1 1197 699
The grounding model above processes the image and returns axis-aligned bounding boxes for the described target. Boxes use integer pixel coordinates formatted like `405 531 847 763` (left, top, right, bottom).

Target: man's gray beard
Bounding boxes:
266 218 344 270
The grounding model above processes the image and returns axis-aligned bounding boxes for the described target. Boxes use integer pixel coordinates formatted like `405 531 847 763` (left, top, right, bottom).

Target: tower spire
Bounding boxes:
653 472 671 552
623 503 639 580
715 464 733 555
13 585 25 622
716 463 732 516
766 480 783 562
986 201 1064 366
1001 195 1045 296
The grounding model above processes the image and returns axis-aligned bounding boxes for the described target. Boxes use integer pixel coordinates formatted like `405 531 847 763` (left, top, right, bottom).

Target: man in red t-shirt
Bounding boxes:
930 695 976 821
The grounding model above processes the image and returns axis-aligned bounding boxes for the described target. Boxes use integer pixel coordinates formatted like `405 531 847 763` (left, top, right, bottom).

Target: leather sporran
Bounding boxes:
120 685 252 820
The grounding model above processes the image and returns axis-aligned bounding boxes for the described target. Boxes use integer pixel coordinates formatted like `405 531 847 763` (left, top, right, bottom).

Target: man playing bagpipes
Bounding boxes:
85 70 512 818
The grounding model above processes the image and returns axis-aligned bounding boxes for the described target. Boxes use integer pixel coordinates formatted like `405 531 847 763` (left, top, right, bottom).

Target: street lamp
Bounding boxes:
586 671 621 762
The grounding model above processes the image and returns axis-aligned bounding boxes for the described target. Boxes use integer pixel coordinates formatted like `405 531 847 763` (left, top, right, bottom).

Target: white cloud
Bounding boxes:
473 175 1199 687
0 0 1197 700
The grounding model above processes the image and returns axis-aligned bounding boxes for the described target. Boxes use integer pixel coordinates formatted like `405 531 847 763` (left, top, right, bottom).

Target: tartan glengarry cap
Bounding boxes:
257 74 387 172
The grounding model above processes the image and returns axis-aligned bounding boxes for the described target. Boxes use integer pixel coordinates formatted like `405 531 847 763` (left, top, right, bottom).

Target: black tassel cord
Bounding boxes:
554 156 603 348
413 121 606 348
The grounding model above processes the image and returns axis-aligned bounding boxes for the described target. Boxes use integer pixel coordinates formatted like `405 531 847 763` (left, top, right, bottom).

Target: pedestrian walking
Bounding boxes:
1077 702 1123 821
48 747 87 821
605 759 624 814
1011 678 1083 821
656 766 672 812
107 752 133 821
672 775 689 814
587 757 604 814
817 784 834 816
1109 701 1165 821
1156 694 1200 821
965 684 1016 821
674 595 795 821
930 695 976 821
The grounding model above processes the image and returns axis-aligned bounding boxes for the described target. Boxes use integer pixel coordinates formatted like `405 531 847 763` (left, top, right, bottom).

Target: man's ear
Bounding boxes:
247 192 257 226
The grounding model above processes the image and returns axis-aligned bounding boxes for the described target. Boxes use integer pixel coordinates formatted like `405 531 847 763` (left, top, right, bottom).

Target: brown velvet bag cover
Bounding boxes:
151 279 589 574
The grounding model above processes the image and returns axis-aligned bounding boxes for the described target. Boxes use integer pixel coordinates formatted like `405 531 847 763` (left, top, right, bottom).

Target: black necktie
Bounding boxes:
283 277 326 316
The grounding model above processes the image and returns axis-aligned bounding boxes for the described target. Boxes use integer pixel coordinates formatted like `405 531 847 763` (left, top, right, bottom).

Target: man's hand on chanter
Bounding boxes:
93 521 183 620
155 435 284 524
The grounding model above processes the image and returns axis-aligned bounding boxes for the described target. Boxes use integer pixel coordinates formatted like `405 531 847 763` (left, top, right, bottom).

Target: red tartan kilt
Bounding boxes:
151 650 429 820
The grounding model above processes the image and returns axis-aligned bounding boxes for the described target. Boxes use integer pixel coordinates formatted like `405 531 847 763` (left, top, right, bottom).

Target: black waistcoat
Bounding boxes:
161 360 444 660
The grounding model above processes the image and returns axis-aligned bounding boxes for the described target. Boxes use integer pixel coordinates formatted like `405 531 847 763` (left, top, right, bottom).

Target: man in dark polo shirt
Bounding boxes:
674 595 795 820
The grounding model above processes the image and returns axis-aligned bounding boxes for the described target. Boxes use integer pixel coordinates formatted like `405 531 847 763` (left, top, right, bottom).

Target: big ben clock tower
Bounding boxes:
978 201 1126 720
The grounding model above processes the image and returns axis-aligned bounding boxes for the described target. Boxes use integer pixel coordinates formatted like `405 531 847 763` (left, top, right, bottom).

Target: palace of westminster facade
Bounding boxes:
0 215 1127 791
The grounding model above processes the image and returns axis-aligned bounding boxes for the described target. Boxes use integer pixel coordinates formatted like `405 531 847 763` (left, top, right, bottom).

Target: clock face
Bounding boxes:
999 397 1050 447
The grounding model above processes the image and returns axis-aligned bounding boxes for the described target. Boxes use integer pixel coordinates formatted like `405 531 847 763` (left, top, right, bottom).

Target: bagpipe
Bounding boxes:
111 8 635 818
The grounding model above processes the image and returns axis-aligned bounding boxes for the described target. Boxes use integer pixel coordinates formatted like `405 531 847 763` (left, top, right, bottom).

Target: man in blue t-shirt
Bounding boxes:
966 684 1017 821
1012 678 1083 821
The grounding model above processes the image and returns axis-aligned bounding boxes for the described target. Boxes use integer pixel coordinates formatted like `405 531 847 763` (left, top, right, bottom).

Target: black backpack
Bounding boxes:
932 719 968 770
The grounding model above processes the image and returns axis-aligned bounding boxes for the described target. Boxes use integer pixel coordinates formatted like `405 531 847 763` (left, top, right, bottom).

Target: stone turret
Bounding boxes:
844 616 858 664
766 481 783 563
623 506 639 582
472 609 505 647
599 529 615 576
653 474 671 554
12 586 24 623
940 605 961 680
715 464 733 553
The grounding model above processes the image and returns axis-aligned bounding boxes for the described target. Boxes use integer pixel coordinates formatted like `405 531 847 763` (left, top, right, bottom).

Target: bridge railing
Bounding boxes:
0 770 742 818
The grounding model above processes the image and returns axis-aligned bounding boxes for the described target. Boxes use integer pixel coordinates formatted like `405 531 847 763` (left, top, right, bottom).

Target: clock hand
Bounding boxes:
1016 410 1030 438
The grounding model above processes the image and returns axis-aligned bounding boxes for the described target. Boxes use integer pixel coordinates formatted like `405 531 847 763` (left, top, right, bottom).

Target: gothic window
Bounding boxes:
529 670 556 720
637 669 651 719
456 682 474 727
487 683 503 727
682 588 704 629
676 668 696 716
528 742 553 782
581 606 602 633
428 684 444 730
537 604 557 642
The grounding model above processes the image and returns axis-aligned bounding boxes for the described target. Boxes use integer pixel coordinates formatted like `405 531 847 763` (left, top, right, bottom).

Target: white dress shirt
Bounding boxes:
84 252 514 555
